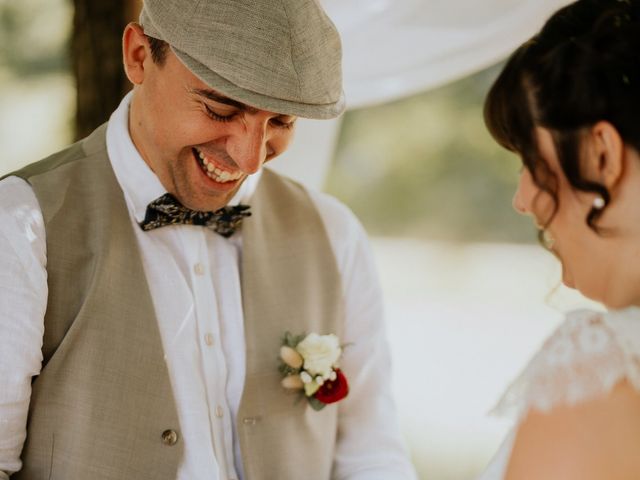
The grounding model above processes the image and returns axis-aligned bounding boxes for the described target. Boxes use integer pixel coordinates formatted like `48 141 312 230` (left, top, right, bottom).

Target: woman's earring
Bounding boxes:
542 229 555 250
593 196 605 210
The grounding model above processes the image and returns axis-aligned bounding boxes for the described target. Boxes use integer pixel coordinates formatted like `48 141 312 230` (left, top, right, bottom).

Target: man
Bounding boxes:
0 1 416 479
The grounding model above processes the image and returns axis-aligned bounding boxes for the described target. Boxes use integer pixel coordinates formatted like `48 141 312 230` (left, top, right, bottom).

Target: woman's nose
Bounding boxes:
512 188 528 215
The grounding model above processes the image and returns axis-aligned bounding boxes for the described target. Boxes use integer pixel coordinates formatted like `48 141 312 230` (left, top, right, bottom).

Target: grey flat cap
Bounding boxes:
140 0 345 119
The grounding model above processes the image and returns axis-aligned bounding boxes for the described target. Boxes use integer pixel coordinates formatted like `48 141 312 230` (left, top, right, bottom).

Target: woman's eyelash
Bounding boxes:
203 104 235 122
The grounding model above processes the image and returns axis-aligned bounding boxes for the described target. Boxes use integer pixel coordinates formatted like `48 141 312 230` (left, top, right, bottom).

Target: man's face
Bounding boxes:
127 32 297 212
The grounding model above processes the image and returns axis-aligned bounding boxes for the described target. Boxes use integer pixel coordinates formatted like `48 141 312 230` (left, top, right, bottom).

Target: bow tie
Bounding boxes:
139 193 251 238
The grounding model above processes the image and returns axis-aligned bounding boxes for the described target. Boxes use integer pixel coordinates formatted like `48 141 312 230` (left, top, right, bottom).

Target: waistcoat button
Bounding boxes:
161 429 179 446
194 263 205 275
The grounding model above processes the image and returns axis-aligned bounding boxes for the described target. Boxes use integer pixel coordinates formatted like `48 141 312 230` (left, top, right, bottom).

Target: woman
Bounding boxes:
479 0 640 478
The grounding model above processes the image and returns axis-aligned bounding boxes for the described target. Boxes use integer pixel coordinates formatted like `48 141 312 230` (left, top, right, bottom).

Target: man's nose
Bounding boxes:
228 119 270 174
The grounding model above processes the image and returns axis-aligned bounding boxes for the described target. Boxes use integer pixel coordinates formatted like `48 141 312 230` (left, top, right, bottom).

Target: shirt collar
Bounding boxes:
106 91 262 223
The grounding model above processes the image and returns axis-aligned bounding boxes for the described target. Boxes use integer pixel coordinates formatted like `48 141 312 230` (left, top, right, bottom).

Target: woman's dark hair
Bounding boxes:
484 0 640 233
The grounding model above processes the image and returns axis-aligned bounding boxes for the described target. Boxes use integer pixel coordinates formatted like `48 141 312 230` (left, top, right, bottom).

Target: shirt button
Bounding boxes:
161 429 179 446
215 406 224 418
194 263 205 275
204 333 214 346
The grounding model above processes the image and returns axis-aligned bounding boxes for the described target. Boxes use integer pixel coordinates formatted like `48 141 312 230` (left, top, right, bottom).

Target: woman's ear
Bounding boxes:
583 121 625 190
122 22 149 85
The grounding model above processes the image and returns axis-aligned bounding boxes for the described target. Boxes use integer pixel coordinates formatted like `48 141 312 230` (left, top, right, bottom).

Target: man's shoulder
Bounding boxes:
0 175 41 219
260 169 364 237
305 187 362 232
3 123 108 183
273 171 363 228
301 184 370 267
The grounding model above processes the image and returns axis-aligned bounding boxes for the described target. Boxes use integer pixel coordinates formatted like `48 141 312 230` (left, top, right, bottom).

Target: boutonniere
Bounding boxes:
279 332 349 411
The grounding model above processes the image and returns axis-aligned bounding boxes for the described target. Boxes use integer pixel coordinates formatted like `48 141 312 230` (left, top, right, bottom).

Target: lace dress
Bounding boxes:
477 307 640 479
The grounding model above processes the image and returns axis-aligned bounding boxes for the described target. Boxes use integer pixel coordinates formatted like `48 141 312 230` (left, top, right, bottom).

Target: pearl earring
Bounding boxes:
542 230 555 250
593 196 605 210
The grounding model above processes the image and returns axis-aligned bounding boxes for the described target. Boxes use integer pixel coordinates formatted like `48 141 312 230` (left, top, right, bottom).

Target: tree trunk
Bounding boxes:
71 0 141 140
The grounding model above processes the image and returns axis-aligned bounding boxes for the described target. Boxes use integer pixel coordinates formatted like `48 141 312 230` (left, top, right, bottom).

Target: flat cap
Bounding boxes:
140 0 345 119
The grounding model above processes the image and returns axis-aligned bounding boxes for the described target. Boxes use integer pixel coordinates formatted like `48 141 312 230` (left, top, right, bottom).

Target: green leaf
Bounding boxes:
292 333 307 346
282 331 307 348
308 396 327 411
278 362 299 376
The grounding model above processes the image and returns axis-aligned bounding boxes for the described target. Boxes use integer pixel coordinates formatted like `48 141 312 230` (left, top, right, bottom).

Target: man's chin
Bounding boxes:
175 178 246 212
183 198 234 212
184 190 243 212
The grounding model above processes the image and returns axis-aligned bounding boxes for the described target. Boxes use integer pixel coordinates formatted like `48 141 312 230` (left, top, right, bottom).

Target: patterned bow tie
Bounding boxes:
139 193 251 238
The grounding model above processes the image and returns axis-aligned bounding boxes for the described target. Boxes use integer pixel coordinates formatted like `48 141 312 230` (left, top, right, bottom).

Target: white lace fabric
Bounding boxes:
492 307 640 420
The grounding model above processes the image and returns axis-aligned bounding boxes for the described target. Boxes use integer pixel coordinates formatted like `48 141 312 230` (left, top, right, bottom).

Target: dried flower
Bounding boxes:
280 345 304 369
281 374 304 390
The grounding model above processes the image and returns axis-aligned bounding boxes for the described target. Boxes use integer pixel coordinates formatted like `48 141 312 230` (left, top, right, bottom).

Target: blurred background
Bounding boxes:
0 0 601 478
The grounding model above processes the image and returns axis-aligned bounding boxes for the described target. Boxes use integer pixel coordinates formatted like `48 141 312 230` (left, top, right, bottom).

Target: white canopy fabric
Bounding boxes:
325 0 574 109
272 0 573 188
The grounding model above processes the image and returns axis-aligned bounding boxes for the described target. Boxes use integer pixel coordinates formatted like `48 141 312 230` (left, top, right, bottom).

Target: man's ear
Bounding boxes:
583 121 625 190
122 23 149 85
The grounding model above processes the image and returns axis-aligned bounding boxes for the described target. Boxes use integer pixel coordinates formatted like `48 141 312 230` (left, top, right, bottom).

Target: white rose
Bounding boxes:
296 333 342 377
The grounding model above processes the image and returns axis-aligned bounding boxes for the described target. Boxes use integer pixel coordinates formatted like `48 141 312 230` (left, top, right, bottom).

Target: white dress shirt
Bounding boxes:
0 92 416 480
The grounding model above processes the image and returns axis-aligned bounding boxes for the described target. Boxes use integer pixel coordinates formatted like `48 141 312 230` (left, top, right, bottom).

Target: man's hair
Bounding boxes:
145 35 169 65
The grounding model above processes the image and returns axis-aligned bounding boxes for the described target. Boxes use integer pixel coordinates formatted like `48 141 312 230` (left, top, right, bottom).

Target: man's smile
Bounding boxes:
193 147 244 184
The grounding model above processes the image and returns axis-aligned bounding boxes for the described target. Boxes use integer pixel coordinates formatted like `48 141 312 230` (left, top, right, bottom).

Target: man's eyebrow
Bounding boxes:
191 88 259 114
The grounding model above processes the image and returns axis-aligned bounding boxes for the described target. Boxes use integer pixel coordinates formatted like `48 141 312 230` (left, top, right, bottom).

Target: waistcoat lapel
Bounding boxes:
238 169 345 480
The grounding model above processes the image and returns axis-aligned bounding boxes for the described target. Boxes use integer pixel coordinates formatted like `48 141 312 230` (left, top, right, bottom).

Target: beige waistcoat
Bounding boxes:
9 124 344 480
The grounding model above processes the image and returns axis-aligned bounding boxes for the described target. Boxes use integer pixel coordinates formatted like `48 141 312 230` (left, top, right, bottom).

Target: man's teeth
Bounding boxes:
196 149 243 183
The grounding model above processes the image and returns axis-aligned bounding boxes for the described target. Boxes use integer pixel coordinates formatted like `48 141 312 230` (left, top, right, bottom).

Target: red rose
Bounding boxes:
314 369 349 404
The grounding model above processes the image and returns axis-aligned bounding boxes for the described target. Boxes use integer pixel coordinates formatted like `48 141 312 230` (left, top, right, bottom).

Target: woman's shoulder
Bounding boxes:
493 307 640 420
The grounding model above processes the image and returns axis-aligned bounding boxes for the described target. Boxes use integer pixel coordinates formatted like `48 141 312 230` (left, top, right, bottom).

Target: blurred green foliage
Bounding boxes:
326 65 537 243
0 0 70 77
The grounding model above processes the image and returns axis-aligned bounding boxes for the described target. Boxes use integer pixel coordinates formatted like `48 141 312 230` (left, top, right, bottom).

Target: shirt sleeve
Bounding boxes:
491 309 626 421
0 176 47 477
308 190 417 480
